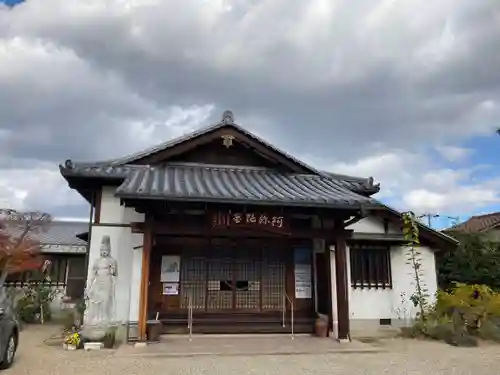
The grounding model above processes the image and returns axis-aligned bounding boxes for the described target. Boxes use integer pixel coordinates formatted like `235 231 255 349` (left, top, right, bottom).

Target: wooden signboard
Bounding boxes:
211 211 290 234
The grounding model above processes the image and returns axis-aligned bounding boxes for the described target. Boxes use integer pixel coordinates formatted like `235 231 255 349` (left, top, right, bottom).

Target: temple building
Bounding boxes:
59 110 457 342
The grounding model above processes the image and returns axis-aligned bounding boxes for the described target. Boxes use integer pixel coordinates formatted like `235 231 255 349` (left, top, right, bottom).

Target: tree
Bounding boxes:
0 209 52 294
437 232 500 291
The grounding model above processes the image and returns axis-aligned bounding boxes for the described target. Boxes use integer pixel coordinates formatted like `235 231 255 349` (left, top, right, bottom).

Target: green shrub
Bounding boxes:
403 283 500 346
477 319 500 342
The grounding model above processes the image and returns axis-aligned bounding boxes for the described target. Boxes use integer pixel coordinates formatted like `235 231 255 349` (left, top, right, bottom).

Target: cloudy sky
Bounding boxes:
0 0 499 228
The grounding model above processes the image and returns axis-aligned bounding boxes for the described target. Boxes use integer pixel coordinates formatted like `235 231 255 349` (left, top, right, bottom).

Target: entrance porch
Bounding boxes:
129 201 353 342
148 236 315 334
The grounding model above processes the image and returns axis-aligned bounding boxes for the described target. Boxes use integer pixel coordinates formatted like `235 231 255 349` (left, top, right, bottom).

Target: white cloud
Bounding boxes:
0 164 81 213
435 145 474 162
321 148 500 216
403 186 500 214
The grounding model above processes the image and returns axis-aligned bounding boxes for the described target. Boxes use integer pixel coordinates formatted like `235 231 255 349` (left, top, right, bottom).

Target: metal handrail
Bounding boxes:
282 292 294 339
187 292 193 341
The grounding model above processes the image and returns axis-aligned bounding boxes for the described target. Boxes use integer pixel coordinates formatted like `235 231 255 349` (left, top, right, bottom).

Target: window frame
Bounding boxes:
349 244 392 289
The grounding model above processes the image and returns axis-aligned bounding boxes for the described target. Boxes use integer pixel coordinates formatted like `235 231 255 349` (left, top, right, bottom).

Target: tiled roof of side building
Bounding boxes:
446 212 500 233
32 221 89 246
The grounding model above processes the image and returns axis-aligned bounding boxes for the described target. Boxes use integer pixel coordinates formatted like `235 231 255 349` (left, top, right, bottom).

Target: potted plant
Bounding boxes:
103 327 117 349
64 332 81 350
315 313 329 337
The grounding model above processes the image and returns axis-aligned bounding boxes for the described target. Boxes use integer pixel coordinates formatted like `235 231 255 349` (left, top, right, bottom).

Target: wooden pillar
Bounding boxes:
138 220 153 341
335 232 350 341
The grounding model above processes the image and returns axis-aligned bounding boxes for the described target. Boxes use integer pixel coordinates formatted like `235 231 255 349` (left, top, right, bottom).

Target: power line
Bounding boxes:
417 213 459 229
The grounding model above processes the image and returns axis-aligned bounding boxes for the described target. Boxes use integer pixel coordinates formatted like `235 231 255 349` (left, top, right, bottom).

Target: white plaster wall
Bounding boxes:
99 186 145 224
390 245 438 316
347 244 438 334
317 213 440 337
346 216 399 234
86 188 145 326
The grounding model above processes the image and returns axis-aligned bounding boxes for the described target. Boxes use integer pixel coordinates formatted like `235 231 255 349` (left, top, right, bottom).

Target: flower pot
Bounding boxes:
147 320 162 342
66 344 77 351
315 317 329 338
103 332 116 349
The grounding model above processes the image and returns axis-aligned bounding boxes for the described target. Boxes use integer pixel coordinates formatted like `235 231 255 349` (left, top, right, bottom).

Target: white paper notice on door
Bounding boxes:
162 282 179 295
294 264 312 299
160 255 181 282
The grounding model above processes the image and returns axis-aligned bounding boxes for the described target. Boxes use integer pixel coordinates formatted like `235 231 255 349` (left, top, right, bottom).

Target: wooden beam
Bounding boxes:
94 188 102 224
131 221 352 240
123 199 362 220
335 228 350 341
137 219 152 341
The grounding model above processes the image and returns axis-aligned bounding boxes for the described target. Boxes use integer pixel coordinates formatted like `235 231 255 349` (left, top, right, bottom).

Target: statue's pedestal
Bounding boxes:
80 326 108 342
80 324 117 342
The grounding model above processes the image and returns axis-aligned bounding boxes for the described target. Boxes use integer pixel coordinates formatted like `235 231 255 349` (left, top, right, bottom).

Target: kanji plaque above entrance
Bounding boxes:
211 211 290 234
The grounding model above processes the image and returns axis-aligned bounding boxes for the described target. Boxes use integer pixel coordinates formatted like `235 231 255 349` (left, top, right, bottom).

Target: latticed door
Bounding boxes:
207 249 234 310
180 248 207 310
180 240 286 312
261 247 286 310
234 248 261 310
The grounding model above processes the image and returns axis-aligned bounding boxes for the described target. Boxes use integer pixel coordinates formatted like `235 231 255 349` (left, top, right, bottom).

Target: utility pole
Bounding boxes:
418 213 439 228
417 213 459 229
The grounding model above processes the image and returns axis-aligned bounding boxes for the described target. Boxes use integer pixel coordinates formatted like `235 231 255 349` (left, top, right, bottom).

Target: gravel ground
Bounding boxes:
6 325 500 375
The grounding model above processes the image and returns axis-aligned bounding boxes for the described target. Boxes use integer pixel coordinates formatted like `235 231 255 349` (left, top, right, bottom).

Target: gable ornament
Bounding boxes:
221 134 235 148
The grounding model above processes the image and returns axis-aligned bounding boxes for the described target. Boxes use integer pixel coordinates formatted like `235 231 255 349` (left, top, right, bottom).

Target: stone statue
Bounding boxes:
82 235 117 339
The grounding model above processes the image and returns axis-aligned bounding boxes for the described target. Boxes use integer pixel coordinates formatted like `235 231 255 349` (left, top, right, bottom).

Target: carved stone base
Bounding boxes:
80 326 106 341
80 324 117 342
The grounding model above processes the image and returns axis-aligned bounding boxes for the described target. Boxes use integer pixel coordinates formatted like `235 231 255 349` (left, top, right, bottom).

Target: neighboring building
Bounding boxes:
445 213 500 242
59 110 457 342
6 221 88 312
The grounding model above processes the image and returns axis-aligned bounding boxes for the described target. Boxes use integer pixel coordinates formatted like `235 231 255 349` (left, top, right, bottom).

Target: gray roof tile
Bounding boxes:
2 221 88 246
115 164 378 208
37 221 89 245
60 163 378 196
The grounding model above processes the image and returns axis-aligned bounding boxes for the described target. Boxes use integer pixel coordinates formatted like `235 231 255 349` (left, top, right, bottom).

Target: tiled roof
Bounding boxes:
59 110 380 196
114 163 378 208
36 221 89 245
446 212 500 233
321 171 379 194
60 163 379 196
1 221 88 254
